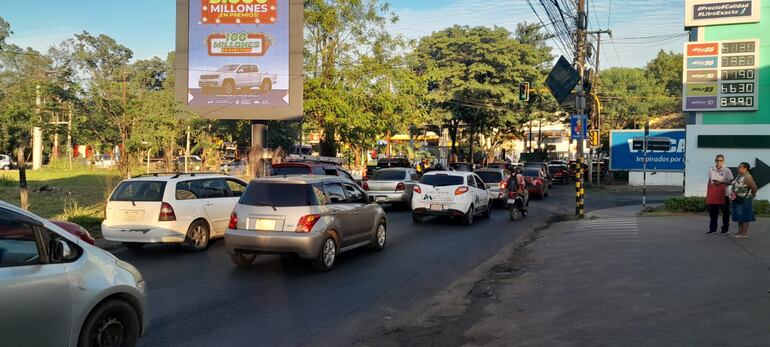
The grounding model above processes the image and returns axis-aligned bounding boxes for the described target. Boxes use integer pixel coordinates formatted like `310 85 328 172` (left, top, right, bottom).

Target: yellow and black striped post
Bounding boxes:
575 157 585 219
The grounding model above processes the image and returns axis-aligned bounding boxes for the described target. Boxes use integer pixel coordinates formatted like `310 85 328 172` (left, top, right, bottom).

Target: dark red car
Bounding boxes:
548 164 569 184
50 220 96 245
522 167 549 200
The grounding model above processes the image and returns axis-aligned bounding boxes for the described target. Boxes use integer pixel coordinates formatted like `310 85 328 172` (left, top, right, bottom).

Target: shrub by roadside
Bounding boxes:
660 196 769 217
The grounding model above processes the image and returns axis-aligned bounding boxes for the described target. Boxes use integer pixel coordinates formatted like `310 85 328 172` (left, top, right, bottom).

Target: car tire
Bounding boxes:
482 202 492 218
261 79 273 92
230 253 257 267
411 212 423 224
312 237 337 272
78 299 140 347
184 220 210 252
122 242 145 250
222 80 236 95
370 222 386 251
462 205 474 225
1 165 8 170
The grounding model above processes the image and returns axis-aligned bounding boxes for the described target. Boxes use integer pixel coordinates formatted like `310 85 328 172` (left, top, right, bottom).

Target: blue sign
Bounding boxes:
609 129 686 172
570 115 588 140
686 57 718 70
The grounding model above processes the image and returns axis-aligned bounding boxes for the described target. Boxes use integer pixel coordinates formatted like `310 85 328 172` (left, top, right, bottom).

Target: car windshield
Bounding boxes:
240 182 316 207
217 64 239 72
420 174 464 186
522 169 541 178
372 170 406 181
476 171 503 183
270 166 311 176
110 181 166 201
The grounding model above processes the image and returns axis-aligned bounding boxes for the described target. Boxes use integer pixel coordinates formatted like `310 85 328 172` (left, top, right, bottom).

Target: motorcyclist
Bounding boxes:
507 167 529 210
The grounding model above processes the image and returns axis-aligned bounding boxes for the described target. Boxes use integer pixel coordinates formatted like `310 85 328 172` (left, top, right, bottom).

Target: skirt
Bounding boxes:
732 198 756 223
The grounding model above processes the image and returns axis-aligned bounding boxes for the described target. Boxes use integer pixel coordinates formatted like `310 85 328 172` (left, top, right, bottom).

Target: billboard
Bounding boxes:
682 40 759 112
176 0 303 120
570 115 588 140
609 129 686 172
685 0 760 27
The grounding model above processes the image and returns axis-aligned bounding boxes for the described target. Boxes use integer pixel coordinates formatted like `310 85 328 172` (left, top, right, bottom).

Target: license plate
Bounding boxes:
507 199 517 204
376 196 387 203
430 204 444 211
254 219 277 231
123 210 143 222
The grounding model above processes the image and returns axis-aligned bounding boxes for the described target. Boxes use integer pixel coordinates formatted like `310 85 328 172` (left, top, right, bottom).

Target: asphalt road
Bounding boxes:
112 184 677 346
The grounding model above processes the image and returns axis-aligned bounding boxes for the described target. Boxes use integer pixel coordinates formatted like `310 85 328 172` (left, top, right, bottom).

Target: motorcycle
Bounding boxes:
506 191 528 221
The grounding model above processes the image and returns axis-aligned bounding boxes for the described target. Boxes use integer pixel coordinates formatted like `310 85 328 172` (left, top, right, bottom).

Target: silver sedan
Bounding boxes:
364 168 418 208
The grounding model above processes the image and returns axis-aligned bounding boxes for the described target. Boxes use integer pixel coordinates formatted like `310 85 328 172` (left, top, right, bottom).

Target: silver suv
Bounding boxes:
225 175 388 271
0 154 15 170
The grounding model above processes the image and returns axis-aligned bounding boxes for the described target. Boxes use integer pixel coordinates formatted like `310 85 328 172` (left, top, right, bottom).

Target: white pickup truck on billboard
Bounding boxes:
198 64 277 95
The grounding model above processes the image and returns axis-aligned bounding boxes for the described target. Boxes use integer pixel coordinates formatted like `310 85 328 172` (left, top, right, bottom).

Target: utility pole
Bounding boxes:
574 0 588 219
33 85 43 170
67 103 73 169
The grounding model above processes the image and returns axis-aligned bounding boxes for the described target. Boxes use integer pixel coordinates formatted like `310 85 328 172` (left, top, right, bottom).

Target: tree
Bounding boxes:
645 50 683 115
598 67 671 131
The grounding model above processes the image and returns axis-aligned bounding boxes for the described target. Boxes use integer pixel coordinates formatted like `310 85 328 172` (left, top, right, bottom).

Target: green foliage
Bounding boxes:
664 196 707 213
754 200 770 216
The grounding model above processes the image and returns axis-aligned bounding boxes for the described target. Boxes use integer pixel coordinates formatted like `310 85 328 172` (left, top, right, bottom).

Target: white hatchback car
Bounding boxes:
411 171 492 225
102 173 247 251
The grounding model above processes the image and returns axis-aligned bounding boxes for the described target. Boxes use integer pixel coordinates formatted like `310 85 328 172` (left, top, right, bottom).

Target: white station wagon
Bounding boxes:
102 173 247 251
411 171 492 225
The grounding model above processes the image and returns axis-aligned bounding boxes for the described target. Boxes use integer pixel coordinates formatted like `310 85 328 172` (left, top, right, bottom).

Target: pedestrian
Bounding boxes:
731 162 758 238
706 154 734 234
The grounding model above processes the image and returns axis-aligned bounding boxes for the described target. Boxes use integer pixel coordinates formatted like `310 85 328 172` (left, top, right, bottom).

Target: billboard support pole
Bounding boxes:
643 121 649 207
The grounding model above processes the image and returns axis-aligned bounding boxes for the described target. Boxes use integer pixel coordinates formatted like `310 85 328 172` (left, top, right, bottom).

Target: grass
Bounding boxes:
0 167 122 237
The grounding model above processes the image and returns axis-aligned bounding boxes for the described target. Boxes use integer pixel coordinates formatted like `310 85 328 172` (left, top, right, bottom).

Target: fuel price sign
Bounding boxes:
684 39 759 112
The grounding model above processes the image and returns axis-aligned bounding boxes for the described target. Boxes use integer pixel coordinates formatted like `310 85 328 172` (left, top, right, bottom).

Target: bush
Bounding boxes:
754 200 770 216
664 196 707 213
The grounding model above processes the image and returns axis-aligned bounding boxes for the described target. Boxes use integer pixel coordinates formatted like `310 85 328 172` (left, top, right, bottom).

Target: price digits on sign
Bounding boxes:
720 82 754 94
720 96 755 108
722 55 755 67
721 68 755 81
722 41 756 54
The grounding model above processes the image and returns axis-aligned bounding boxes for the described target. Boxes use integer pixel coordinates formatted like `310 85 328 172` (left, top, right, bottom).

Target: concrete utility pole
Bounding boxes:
67 103 73 169
33 85 43 170
574 0 588 219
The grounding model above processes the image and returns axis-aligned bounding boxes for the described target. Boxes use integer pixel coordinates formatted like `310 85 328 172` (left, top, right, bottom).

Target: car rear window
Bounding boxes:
372 170 406 181
476 171 503 183
110 181 166 202
270 166 311 176
419 174 464 186
240 182 318 207
549 166 566 173
522 168 541 177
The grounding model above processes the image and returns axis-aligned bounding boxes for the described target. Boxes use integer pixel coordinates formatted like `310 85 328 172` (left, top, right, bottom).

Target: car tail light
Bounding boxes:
296 214 321 233
455 186 469 195
159 202 176 221
413 185 422 194
499 181 507 190
396 182 405 191
363 182 370 191
228 212 238 229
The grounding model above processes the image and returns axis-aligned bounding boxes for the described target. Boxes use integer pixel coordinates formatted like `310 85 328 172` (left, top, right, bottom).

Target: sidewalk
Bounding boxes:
461 209 770 346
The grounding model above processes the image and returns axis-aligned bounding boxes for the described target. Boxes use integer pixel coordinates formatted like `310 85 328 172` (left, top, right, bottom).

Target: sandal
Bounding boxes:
732 234 749 239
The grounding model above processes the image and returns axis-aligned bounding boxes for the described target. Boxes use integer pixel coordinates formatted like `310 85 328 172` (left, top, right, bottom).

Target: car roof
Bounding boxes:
475 168 504 173
272 162 334 168
124 173 235 182
250 175 346 184
423 170 471 177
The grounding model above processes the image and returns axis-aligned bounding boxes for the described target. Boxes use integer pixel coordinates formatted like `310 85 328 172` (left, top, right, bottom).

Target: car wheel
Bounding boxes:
462 205 474 225
185 220 210 251
312 237 337 272
230 253 256 267
370 222 386 251
222 80 236 95
483 202 492 218
78 299 140 347
122 242 145 251
411 212 423 224
1 165 8 170
261 79 273 92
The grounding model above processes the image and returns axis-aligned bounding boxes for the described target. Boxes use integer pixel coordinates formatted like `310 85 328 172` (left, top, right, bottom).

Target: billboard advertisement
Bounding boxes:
685 0 760 27
176 0 303 120
609 129 686 172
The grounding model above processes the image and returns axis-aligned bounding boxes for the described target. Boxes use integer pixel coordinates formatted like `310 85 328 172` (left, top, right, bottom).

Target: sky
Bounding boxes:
2 0 687 68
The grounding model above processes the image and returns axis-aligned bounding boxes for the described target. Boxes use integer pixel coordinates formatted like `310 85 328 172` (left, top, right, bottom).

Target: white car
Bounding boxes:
0 154 15 170
411 171 492 225
0 200 147 346
94 154 116 169
102 173 247 251
198 64 277 95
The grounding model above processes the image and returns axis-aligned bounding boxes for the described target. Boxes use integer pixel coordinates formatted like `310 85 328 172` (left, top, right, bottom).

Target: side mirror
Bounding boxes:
50 239 72 262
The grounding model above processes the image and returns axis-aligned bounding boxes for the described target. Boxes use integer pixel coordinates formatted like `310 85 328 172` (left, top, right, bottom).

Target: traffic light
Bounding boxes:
519 82 530 102
589 130 600 147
